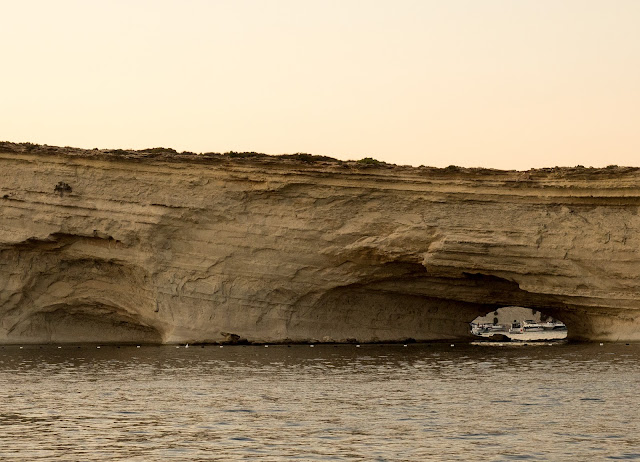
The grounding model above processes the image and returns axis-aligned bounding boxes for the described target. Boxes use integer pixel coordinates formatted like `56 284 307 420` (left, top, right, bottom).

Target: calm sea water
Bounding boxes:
0 342 638 461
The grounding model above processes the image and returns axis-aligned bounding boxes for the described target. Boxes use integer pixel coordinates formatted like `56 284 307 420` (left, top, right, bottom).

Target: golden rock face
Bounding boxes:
1 143 639 343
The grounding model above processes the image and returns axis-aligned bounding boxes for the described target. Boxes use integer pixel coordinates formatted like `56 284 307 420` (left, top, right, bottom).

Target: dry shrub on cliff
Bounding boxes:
139 147 178 154
54 181 72 197
225 151 268 159
357 157 383 165
107 149 130 156
22 142 39 152
0 142 41 153
278 153 338 163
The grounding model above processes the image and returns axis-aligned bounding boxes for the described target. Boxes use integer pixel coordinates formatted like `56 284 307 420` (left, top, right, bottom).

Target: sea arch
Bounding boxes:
286 269 636 343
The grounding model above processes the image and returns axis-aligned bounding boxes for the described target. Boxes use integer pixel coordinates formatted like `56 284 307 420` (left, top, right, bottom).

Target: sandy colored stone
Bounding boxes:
1 143 639 343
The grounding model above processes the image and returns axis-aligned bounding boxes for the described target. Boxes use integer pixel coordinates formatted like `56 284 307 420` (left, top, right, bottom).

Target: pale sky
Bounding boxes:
2 0 639 169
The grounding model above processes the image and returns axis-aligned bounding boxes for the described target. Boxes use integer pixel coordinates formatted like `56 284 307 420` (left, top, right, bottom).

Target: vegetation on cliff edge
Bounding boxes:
1 141 638 175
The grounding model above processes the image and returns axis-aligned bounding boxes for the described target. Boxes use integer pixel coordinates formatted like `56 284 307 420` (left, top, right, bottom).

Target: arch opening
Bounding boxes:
296 268 581 343
470 306 568 342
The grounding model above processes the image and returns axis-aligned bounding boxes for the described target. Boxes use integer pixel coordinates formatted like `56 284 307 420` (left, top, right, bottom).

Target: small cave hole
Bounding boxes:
470 306 567 342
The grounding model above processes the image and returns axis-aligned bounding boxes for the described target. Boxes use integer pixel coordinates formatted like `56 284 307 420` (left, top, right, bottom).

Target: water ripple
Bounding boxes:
0 343 638 460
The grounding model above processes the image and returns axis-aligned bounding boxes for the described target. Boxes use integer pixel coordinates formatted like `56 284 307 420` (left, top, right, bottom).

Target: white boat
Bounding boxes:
542 321 567 331
487 324 506 332
470 323 489 335
521 320 544 332
508 320 544 333
470 323 506 336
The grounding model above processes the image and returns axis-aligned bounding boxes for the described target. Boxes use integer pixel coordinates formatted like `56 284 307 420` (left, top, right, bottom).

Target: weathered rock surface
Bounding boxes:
1 142 639 343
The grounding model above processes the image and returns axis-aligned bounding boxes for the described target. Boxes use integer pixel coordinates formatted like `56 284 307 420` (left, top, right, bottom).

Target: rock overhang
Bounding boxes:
1 142 639 343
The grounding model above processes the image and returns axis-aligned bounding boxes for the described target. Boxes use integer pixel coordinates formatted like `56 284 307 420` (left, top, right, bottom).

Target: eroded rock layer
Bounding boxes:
1 143 639 343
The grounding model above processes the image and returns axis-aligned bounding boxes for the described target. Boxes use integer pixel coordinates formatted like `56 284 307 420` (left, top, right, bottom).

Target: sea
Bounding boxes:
0 342 638 461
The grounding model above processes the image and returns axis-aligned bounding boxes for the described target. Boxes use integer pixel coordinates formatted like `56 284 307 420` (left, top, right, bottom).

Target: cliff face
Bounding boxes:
1 143 639 343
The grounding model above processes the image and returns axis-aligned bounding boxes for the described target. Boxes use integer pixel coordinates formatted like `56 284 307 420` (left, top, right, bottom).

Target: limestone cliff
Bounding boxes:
1 142 639 343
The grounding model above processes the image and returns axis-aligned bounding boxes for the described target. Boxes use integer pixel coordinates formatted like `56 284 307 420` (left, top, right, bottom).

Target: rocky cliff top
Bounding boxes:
2 141 638 179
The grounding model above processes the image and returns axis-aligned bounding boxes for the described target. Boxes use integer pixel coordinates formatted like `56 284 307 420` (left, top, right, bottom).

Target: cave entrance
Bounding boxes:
469 306 568 341
5 303 163 345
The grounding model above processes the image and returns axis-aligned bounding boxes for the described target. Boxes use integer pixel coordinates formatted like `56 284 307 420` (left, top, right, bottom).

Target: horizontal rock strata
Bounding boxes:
1 143 639 343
